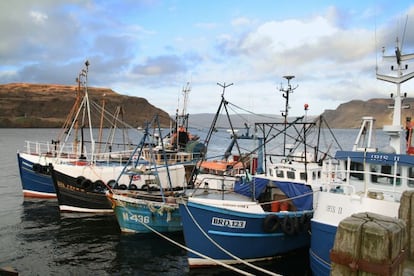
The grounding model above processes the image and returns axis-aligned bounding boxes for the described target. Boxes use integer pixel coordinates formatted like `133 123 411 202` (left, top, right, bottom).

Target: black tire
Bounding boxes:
299 213 312 232
262 214 280 233
282 216 297 235
81 179 93 190
94 180 105 191
107 179 117 188
32 163 41 173
42 165 51 175
129 184 138 190
118 184 128 190
76 176 86 187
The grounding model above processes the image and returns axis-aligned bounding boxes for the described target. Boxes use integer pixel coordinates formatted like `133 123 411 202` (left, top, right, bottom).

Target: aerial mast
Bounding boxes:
280 75 297 156
377 37 414 154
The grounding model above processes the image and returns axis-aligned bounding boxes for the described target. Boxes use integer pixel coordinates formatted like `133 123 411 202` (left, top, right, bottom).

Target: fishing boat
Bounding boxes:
192 125 258 191
50 84 204 214
105 112 205 233
50 115 189 214
178 82 317 267
17 61 136 198
17 62 89 198
309 38 414 275
50 160 186 214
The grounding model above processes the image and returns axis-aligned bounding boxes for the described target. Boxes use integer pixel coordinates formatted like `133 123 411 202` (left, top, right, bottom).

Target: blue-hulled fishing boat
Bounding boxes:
106 111 201 233
178 83 318 267
178 194 313 267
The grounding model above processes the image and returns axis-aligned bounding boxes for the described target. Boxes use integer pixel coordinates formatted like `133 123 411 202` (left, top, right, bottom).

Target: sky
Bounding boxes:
2 1 414 117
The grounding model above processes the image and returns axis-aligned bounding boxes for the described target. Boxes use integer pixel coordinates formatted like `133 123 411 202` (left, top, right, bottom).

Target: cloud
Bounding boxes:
1 1 414 117
29 10 48 24
231 17 251 27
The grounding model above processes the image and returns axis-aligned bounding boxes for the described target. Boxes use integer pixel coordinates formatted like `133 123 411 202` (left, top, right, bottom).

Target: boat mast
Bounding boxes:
376 37 414 154
97 93 106 155
173 82 191 149
74 73 82 157
180 83 191 129
280 75 297 156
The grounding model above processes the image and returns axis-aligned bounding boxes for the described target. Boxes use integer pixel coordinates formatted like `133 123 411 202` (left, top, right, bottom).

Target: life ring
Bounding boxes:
94 180 105 191
81 179 93 190
32 163 42 173
262 214 280 233
107 179 117 188
282 216 297 235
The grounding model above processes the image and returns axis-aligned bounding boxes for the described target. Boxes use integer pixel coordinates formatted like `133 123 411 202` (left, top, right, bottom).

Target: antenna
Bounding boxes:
279 75 298 122
401 15 408 52
279 75 298 156
217 82 234 97
181 82 191 116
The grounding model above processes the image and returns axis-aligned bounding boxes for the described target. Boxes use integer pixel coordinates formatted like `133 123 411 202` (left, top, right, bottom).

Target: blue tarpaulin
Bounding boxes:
235 177 313 211
234 178 267 200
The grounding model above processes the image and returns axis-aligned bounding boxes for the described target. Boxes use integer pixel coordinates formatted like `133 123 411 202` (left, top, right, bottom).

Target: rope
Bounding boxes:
258 190 316 207
183 200 282 276
111 192 257 275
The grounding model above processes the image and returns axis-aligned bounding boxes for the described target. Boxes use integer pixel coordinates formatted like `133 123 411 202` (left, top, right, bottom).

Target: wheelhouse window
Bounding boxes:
268 168 274 177
287 171 295 179
409 167 414 187
370 164 401 185
349 161 364 180
300 172 306 180
312 171 321 180
276 169 284 178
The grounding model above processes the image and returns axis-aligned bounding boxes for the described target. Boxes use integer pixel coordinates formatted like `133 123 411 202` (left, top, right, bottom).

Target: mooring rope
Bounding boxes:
182 200 282 276
111 192 258 275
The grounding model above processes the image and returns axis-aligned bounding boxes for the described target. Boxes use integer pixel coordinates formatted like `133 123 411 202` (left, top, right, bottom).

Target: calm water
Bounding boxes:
0 127 388 275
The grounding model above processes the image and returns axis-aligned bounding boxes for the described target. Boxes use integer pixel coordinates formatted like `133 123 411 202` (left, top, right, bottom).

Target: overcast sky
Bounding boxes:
2 1 414 117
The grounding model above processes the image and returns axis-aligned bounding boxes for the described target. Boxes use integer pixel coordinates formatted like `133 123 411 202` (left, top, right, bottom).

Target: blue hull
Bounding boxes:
17 153 56 198
112 200 182 234
309 220 337 276
179 200 311 266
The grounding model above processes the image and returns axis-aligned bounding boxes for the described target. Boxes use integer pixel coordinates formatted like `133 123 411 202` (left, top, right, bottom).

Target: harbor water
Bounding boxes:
0 127 386 275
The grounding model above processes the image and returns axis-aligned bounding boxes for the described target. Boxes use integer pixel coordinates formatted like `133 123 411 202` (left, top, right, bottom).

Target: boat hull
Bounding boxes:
309 220 336 276
310 191 400 275
17 152 56 198
109 192 182 233
51 167 113 213
179 199 312 267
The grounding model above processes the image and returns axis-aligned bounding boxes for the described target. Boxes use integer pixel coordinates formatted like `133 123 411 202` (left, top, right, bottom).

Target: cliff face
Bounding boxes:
0 83 172 128
322 98 414 129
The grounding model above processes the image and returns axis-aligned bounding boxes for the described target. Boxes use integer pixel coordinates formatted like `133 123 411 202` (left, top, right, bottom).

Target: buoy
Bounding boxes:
280 201 289 211
271 201 280 212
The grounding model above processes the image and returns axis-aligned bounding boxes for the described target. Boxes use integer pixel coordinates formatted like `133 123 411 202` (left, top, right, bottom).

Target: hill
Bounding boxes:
0 83 172 128
321 98 414 129
0 83 412 129
187 98 414 129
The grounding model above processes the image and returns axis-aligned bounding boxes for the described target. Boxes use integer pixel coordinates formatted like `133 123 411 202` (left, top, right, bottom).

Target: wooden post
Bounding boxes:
330 212 407 275
399 190 414 260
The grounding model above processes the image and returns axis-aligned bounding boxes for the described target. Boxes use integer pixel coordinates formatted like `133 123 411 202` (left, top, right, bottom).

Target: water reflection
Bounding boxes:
17 200 310 275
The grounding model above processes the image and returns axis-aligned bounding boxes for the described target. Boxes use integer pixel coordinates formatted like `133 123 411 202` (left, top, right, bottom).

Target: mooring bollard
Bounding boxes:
330 212 407 276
